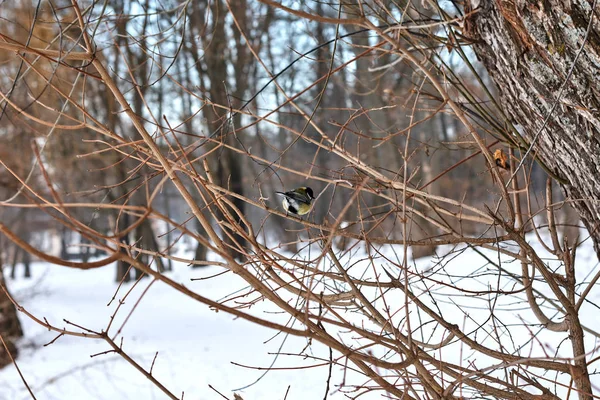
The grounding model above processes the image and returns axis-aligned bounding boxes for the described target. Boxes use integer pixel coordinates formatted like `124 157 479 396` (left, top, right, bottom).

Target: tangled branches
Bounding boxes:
0 1 599 399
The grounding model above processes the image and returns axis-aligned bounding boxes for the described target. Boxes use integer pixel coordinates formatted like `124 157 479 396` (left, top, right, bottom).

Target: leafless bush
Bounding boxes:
0 1 598 399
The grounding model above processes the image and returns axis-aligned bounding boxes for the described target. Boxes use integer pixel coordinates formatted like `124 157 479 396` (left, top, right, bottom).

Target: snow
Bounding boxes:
1 262 354 400
1 231 600 399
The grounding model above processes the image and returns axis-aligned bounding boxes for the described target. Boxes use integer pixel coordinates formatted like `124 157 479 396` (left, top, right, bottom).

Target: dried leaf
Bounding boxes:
494 149 510 170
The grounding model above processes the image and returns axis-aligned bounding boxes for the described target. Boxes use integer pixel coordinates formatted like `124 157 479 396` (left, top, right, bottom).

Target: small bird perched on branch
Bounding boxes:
276 187 314 216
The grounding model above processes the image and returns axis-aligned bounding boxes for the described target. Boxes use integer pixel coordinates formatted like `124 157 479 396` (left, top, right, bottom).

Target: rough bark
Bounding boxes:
470 2 600 398
469 0 600 259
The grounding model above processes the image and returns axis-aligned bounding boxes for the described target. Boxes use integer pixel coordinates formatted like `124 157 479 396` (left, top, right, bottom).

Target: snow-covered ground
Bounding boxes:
1 259 355 400
1 232 600 400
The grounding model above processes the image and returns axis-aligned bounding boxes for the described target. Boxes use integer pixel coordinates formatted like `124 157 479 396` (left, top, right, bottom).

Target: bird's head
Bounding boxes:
298 187 314 200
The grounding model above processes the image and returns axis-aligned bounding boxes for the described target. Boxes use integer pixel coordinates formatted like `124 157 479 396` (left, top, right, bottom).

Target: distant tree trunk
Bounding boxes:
21 245 30 279
193 234 208 267
0 262 23 368
9 246 18 280
161 186 173 272
116 211 132 283
469 0 600 260
178 46 207 268
561 200 581 248
133 219 165 279
187 0 249 262
80 236 90 263
9 226 31 280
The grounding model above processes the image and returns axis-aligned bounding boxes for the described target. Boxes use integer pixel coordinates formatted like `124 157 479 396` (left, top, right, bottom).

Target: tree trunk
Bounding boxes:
116 211 132 283
470 2 599 398
190 0 248 262
469 0 600 260
0 263 23 369
193 234 208 267
133 219 165 279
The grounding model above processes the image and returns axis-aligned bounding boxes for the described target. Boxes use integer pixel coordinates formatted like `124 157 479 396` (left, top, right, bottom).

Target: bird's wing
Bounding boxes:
283 191 310 204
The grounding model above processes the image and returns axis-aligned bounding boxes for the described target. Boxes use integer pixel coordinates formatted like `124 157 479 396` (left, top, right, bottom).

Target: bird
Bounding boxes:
276 187 315 216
